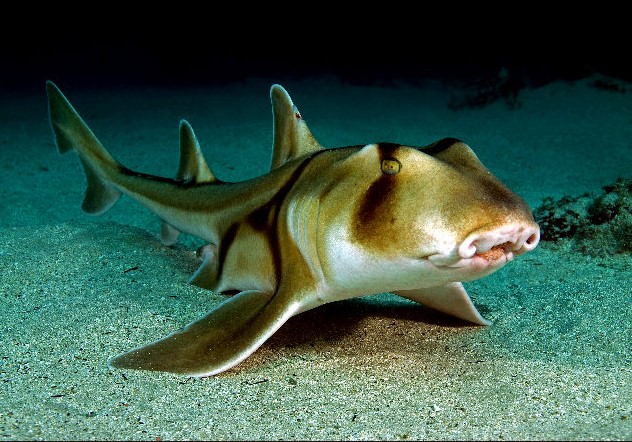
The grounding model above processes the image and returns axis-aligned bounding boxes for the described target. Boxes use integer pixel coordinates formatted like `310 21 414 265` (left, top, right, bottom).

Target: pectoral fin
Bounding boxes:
394 282 491 325
109 289 299 377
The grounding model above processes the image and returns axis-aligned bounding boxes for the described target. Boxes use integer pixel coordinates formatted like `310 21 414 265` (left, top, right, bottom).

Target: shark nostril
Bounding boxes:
527 232 538 245
523 230 540 251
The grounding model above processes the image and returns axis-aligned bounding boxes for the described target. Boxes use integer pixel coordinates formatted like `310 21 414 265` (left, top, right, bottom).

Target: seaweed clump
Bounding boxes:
534 178 632 256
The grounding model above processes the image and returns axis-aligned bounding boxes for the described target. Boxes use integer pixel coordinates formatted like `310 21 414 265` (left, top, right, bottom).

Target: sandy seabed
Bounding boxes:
1 75 630 440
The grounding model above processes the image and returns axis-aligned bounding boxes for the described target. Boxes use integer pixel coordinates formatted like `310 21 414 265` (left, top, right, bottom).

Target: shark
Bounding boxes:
46 81 540 377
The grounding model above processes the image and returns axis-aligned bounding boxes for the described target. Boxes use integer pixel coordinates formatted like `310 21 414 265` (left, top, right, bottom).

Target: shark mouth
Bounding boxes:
427 222 540 268
474 241 513 262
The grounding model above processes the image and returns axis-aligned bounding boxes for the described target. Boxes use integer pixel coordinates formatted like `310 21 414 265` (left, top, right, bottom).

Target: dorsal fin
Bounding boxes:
269 84 322 170
176 120 216 183
160 120 216 245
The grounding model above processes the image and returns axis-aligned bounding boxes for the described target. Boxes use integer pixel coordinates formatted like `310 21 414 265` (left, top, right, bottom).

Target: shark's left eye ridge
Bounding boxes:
381 157 401 175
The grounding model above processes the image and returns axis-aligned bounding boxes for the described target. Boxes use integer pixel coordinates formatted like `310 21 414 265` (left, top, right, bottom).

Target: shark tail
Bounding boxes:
46 81 122 215
159 120 218 245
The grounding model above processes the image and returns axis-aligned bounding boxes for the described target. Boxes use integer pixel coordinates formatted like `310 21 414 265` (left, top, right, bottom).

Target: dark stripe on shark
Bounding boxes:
375 138 460 156
120 167 226 187
353 143 401 244
420 137 462 156
216 149 332 288
375 142 400 154
214 222 240 291
352 139 461 246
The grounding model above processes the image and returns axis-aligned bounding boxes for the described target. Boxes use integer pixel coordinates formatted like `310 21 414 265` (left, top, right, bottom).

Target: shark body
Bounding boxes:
46 82 540 377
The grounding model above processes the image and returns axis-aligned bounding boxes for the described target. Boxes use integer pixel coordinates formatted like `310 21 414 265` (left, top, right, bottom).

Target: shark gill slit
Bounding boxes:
241 150 329 288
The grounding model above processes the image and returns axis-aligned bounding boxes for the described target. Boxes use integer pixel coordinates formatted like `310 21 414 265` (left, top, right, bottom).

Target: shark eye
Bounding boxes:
381 157 401 175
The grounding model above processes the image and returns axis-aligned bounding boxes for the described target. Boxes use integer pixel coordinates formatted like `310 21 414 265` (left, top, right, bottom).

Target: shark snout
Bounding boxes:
458 222 540 261
425 221 540 268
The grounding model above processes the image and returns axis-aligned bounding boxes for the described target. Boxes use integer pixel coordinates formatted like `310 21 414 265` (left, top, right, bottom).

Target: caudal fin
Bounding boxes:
46 81 121 215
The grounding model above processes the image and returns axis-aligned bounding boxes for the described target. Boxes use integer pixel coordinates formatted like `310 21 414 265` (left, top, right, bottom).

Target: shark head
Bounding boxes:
289 139 540 298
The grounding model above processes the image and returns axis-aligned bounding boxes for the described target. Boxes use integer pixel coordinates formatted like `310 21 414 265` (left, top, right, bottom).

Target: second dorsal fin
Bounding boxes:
160 120 217 245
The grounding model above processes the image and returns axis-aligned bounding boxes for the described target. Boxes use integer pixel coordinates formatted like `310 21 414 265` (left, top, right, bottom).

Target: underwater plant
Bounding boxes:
534 178 632 256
